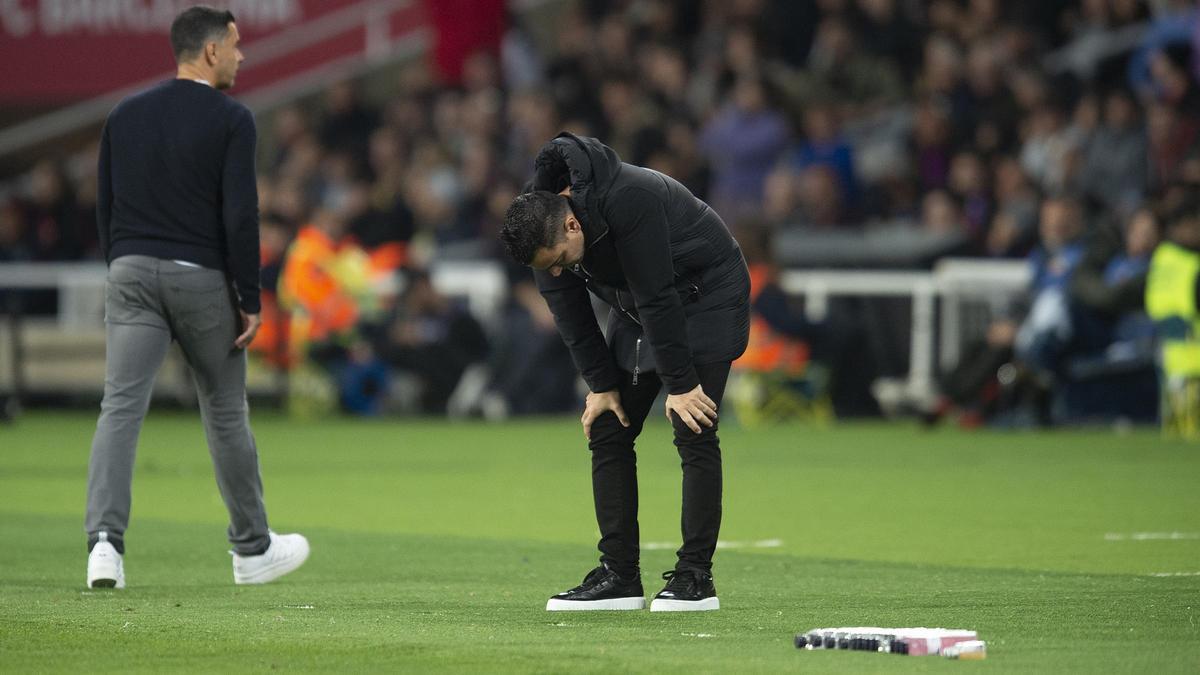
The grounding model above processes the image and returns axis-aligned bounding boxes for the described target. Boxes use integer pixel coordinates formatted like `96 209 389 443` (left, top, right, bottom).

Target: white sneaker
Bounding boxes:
232 532 310 585
87 532 125 589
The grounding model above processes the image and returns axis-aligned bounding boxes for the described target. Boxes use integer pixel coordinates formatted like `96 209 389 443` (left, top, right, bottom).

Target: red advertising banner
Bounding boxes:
0 0 426 102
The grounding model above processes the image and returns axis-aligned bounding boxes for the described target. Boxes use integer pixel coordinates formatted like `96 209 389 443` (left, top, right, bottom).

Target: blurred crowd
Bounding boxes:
4 0 1200 423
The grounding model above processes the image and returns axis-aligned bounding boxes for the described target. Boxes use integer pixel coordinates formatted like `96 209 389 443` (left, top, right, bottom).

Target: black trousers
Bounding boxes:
587 361 731 577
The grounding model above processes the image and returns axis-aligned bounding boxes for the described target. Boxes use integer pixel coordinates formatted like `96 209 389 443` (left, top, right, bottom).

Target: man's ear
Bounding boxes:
565 215 581 233
206 42 219 65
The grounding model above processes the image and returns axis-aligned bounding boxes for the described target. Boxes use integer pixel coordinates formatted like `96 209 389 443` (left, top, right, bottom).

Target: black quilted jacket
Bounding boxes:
530 133 750 395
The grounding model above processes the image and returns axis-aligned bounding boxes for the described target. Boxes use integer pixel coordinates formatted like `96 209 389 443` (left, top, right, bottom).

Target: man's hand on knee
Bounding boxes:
665 385 717 434
582 390 630 440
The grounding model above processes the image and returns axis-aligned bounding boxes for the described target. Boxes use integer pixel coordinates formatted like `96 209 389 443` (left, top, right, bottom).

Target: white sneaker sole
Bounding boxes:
546 596 646 611
87 573 125 589
234 543 310 585
87 545 125 589
650 597 720 612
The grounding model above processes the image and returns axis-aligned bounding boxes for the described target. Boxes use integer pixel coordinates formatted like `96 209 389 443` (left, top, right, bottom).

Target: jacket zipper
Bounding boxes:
578 261 645 383
633 337 641 385
577 261 641 326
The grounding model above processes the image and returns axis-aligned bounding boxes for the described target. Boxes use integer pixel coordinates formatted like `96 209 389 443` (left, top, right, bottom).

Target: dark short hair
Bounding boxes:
500 191 570 265
170 6 235 63
1162 185 1200 228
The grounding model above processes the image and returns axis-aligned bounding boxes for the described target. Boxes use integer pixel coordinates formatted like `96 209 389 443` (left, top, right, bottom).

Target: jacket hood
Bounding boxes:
532 132 622 245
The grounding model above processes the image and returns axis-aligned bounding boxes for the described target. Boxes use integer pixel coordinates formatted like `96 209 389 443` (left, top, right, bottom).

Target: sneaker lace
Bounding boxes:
660 569 698 594
581 565 609 586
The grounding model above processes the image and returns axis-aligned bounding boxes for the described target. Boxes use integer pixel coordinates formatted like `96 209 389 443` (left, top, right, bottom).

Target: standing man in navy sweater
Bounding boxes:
85 6 308 589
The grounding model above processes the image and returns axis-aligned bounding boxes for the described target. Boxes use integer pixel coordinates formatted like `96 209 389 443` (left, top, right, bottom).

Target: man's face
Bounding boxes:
211 22 244 90
529 214 585 277
1039 200 1075 248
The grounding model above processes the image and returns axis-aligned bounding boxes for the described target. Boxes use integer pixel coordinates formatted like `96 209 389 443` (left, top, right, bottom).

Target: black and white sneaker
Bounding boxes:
649 569 720 612
546 564 645 611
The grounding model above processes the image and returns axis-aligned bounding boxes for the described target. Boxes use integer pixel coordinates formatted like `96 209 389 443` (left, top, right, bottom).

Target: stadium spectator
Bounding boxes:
20 159 83 262
1057 206 1160 422
921 189 966 236
1146 188 1200 437
248 216 293 370
796 14 904 113
947 151 991 247
789 104 859 205
912 97 955 191
319 80 379 168
929 195 1090 427
485 273 579 417
375 268 488 414
986 157 1040 257
699 73 790 222
1072 206 1158 330
1015 196 1088 379
0 199 28 262
1078 89 1149 215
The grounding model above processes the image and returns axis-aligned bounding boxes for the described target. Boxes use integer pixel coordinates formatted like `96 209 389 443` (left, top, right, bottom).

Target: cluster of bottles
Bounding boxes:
794 629 912 654
793 626 986 659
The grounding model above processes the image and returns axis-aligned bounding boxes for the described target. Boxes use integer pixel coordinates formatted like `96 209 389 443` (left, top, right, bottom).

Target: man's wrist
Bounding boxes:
665 368 701 395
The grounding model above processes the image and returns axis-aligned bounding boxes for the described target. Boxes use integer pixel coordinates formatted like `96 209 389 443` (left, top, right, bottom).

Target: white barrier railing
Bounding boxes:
934 258 1031 371
780 259 1030 409
0 260 510 398
0 259 1030 408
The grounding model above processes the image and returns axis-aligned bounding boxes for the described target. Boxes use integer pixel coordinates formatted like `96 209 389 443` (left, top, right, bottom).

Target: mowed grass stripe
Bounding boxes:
1 413 1198 671
2 413 1196 574
1 513 1197 673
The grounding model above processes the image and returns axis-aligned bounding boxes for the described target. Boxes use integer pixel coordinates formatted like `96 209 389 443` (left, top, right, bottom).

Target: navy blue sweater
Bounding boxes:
98 79 260 313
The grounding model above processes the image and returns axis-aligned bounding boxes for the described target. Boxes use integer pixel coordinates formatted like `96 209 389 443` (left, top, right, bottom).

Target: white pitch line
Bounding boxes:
1146 572 1200 577
642 539 783 551
1104 532 1200 541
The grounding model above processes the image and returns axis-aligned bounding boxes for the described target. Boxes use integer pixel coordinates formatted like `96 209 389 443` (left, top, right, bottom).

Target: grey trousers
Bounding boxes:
85 255 270 555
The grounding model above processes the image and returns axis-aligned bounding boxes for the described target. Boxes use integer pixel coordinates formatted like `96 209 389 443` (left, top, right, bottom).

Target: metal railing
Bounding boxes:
1 259 1032 411
779 259 1030 408
0 259 511 402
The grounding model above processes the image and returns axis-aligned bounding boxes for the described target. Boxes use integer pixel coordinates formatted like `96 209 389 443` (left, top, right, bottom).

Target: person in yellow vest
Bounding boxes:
1145 192 1200 438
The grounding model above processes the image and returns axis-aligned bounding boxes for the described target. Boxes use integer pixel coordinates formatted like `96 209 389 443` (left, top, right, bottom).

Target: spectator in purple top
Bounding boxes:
699 73 789 222
912 98 953 191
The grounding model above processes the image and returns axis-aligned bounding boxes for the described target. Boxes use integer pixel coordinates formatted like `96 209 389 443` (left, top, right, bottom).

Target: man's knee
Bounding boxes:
670 413 720 445
203 393 248 425
588 412 642 453
99 387 153 420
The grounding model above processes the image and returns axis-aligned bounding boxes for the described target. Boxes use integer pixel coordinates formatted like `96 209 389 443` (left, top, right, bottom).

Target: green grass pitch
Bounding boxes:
1 412 1198 672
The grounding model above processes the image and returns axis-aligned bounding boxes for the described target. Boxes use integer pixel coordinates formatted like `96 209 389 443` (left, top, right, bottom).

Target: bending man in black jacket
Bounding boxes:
501 133 750 612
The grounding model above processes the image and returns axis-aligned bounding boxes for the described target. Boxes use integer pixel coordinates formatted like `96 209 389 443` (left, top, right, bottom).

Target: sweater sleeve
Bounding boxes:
97 121 113 262
607 186 699 394
535 268 623 393
223 106 261 313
